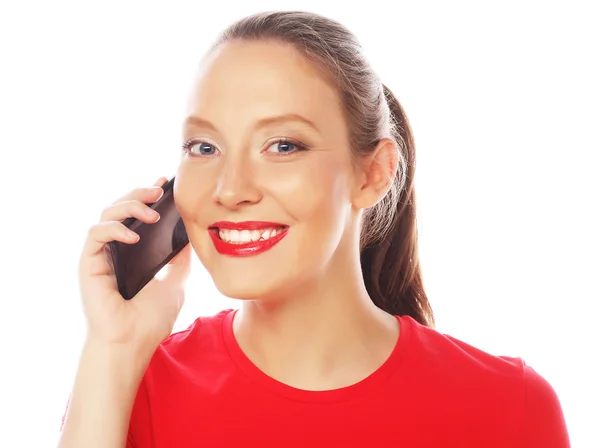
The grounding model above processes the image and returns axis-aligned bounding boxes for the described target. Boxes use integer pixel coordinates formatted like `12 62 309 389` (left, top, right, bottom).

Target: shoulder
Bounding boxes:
128 309 236 446
402 315 526 381
161 308 232 348
147 308 234 372
520 361 570 446
401 315 570 446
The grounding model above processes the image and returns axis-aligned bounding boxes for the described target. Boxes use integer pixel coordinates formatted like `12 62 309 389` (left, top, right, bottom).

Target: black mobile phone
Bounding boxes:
107 177 189 300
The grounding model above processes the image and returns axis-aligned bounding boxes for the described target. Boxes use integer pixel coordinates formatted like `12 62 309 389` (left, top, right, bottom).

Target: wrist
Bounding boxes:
83 336 157 374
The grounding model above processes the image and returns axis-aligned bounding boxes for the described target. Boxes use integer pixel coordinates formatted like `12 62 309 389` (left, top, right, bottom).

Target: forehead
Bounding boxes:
186 40 342 123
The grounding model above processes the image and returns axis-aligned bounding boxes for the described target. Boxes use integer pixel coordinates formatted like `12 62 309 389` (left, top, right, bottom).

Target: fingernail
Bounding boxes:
127 230 140 241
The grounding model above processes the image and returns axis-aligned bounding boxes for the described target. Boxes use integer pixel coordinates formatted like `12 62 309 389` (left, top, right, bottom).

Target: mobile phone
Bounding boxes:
107 177 189 300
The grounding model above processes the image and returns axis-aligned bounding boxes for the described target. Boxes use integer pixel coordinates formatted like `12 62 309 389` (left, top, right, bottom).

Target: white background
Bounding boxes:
0 1 598 446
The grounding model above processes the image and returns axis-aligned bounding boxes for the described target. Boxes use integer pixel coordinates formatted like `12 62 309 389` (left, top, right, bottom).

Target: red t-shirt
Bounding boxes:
119 309 569 447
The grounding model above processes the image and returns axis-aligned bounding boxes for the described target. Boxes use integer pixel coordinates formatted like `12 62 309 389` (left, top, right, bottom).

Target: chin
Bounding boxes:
212 273 292 301
212 273 283 301
194 236 312 302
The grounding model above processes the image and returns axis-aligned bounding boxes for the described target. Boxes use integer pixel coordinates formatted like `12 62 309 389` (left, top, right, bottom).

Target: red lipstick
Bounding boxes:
208 221 289 257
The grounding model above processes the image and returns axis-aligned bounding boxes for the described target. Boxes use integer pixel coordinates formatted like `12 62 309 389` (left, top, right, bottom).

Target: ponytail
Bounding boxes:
360 85 435 328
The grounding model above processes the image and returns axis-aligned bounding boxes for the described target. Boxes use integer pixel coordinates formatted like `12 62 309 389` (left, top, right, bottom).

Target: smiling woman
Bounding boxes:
58 10 570 448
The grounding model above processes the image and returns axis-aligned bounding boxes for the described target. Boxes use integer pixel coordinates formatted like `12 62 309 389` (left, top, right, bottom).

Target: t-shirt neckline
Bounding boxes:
221 308 411 403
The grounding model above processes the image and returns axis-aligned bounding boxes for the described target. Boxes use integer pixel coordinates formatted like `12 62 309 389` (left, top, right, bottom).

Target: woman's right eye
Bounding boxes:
182 139 219 156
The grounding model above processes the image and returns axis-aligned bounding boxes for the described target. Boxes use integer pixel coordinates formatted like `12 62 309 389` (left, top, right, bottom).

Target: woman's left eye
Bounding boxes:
266 140 303 154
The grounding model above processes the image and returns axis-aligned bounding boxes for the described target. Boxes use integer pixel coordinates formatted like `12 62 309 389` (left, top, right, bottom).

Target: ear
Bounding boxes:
352 138 398 209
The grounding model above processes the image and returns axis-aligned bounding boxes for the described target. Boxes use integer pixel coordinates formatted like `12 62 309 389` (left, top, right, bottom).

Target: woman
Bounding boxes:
59 11 569 447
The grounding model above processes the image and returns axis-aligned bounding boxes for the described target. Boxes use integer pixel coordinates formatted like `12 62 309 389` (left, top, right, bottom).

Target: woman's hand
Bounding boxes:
78 176 192 350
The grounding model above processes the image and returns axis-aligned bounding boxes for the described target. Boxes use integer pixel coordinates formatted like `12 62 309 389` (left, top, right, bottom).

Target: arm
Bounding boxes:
522 364 570 447
59 177 190 447
58 338 154 448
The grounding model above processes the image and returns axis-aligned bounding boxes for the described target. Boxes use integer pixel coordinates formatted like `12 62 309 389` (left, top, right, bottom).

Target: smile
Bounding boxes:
208 221 289 257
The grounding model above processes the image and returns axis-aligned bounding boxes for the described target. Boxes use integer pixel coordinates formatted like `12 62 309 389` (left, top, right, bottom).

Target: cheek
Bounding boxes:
174 163 216 220
174 163 218 262
257 157 352 228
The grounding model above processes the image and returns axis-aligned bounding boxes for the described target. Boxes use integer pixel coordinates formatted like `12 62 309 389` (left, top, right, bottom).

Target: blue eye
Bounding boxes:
183 140 218 156
266 139 307 155
273 141 296 153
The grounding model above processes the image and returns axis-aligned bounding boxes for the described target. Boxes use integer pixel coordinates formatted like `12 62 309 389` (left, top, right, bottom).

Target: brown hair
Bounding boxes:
211 11 434 327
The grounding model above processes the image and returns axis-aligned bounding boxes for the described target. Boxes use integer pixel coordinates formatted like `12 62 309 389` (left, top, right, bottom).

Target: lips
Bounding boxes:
208 221 289 257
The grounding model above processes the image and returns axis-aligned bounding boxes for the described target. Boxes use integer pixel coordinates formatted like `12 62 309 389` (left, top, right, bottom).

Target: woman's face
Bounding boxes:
176 40 364 300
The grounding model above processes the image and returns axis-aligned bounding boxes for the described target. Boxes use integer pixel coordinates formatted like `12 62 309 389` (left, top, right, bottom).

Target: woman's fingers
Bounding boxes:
99 199 160 224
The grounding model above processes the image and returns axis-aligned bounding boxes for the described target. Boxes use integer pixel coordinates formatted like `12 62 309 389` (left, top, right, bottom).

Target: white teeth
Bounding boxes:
218 227 284 244
240 229 251 242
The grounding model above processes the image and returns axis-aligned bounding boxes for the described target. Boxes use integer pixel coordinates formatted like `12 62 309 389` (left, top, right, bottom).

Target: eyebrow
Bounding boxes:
183 113 320 135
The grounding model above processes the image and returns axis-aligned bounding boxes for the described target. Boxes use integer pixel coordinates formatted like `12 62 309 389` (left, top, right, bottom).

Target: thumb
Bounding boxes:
160 243 192 287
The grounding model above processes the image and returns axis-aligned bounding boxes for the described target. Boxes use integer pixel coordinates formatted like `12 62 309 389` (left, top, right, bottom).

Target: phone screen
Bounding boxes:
107 177 189 300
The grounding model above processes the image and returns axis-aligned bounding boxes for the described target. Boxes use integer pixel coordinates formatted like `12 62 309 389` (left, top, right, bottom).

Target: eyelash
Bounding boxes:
181 138 309 157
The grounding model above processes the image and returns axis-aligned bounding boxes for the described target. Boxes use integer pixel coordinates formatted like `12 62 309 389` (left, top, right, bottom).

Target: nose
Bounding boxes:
212 156 262 209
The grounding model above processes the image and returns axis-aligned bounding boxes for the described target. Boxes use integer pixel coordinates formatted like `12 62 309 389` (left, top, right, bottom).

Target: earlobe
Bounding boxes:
353 138 398 209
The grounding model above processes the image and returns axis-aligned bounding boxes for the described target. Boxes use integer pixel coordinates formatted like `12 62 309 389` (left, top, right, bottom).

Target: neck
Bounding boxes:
232 243 400 391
